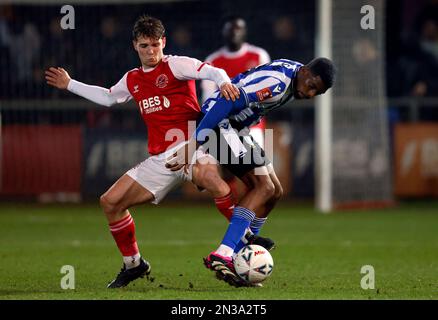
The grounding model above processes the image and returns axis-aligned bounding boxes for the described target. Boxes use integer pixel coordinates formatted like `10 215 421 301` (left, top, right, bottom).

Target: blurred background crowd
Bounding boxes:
0 0 437 202
0 0 437 100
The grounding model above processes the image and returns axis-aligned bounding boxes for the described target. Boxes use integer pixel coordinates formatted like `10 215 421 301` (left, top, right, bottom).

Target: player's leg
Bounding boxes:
104 153 186 288
261 164 284 217
187 146 240 222
214 131 278 255
231 164 282 252
216 167 276 254
203 166 277 287
100 174 154 288
100 174 154 223
200 130 277 286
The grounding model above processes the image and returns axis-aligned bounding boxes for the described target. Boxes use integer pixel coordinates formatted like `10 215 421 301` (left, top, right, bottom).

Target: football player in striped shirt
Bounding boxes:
167 57 336 286
201 15 271 204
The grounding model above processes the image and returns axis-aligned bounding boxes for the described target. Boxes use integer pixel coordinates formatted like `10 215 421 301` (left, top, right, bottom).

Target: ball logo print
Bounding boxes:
234 245 274 284
240 246 253 264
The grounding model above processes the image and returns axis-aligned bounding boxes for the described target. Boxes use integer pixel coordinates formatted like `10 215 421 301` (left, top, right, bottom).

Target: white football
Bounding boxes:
234 244 274 284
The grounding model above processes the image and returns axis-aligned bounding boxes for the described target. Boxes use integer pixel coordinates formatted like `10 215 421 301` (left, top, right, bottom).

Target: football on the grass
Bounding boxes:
234 244 274 284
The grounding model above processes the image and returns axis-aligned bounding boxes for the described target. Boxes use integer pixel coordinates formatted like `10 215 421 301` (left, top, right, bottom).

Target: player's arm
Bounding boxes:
201 77 218 103
195 76 287 140
200 55 219 103
45 67 132 107
168 56 240 101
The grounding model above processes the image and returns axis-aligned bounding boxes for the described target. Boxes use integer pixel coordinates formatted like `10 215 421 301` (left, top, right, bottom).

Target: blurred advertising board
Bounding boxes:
394 123 438 197
1 125 82 196
81 128 148 197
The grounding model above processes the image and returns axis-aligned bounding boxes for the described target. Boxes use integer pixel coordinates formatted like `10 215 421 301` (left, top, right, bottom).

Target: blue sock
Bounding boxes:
233 237 247 254
233 217 268 254
250 217 267 235
221 206 255 251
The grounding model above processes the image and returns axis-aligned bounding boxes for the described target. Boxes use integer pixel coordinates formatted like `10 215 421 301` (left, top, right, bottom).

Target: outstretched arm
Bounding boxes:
45 67 71 89
168 56 240 101
45 67 132 107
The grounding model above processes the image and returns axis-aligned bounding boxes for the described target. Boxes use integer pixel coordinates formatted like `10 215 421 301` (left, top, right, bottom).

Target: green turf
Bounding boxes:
0 201 436 300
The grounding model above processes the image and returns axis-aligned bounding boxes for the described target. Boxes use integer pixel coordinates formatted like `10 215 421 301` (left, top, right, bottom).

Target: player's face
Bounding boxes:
294 67 327 99
133 36 166 68
222 19 246 48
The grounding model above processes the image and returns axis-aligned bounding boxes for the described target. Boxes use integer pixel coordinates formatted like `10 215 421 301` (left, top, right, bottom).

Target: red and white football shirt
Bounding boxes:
68 55 230 155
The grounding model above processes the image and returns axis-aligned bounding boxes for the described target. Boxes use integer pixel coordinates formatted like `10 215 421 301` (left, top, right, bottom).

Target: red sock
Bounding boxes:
109 213 139 257
214 192 235 221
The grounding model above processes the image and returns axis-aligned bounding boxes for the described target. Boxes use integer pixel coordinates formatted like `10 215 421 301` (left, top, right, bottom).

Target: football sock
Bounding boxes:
220 206 255 257
233 228 253 254
123 253 141 269
233 217 268 254
109 213 140 269
250 216 267 235
214 191 235 221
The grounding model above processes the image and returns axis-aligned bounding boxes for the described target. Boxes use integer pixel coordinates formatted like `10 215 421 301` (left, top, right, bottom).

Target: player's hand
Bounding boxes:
220 82 240 102
165 140 198 172
45 67 71 90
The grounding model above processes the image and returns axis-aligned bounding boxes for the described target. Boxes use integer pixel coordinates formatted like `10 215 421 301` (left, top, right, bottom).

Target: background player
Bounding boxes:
45 15 241 289
201 15 271 205
168 57 336 286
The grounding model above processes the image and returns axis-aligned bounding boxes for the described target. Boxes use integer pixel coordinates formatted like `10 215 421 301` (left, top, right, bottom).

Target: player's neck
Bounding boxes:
141 61 161 72
227 43 243 52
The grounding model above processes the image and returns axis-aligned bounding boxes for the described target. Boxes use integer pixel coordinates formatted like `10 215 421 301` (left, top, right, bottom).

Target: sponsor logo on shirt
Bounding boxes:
163 96 170 108
155 74 169 88
256 87 272 101
273 85 282 93
138 95 170 114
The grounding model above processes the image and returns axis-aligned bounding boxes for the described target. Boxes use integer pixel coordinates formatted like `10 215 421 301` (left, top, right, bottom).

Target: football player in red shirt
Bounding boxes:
45 15 242 288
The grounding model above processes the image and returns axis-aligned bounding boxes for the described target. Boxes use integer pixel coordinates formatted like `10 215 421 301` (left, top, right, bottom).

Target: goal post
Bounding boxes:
315 0 393 212
315 0 333 213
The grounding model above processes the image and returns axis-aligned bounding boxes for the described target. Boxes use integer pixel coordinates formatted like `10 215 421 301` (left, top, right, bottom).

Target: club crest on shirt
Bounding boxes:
133 85 139 93
155 74 169 88
256 87 272 101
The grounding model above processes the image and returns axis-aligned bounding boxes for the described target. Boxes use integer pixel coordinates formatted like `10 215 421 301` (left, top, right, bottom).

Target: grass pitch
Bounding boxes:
0 201 436 300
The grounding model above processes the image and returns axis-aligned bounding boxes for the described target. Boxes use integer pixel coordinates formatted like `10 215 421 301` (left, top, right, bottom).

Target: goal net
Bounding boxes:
317 0 393 210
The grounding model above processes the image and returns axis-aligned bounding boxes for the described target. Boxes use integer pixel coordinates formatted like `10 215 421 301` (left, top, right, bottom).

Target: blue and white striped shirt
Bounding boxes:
196 59 302 139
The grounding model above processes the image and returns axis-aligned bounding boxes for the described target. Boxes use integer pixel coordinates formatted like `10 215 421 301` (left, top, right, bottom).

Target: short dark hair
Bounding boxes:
132 15 165 41
307 57 336 89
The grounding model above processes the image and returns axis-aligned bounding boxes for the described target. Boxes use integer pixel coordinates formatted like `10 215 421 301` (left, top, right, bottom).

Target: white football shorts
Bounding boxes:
126 142 215 204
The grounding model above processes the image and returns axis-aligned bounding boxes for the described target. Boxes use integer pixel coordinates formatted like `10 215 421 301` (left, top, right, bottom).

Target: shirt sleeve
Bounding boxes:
67 72 132 107
201 79 218 103
259 48 271 65
194 91 247 142
168 55 230 89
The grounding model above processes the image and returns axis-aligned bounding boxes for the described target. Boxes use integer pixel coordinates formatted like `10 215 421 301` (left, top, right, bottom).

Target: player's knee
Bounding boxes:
257 178 276 201
273 183 284 202
199 166 229 195
100 194 119 216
